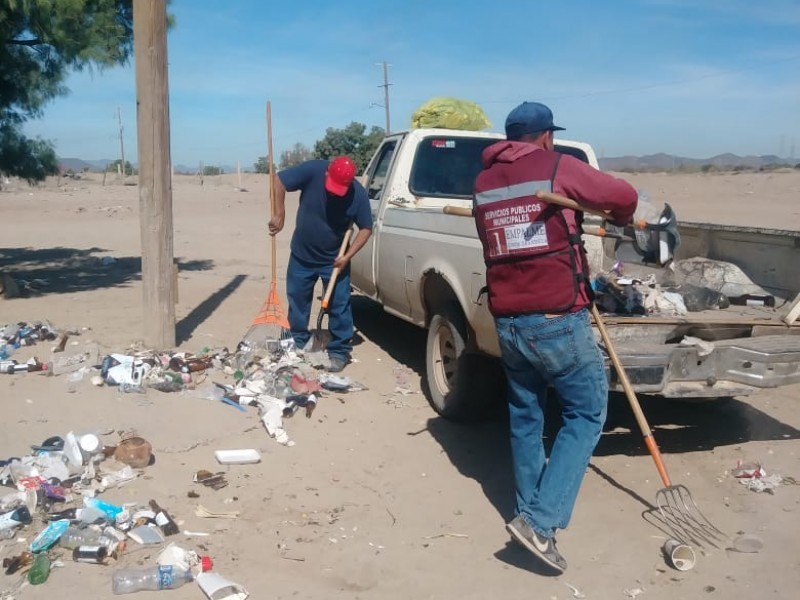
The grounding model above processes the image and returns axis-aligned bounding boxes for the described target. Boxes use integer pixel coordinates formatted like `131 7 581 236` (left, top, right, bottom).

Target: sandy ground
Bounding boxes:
1 170 799 600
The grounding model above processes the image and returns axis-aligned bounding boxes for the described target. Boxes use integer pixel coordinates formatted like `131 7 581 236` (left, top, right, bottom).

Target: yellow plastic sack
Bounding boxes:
410 97 491 131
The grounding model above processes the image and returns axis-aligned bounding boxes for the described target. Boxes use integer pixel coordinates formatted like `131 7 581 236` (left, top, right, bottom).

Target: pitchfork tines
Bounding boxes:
656 484 726 548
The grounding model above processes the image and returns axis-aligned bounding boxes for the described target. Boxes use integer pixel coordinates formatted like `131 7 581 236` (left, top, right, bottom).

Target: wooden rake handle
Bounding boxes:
321 227 353 311
591 303 672 487
267 101 278 283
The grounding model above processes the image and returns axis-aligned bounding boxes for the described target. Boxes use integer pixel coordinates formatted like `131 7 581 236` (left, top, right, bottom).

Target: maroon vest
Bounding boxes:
473 151 590 316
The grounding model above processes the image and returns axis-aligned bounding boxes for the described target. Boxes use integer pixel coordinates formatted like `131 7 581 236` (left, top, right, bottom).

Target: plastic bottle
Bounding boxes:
0 505 32 531
111 564 193 594
28 553 51 585
59 525 103 549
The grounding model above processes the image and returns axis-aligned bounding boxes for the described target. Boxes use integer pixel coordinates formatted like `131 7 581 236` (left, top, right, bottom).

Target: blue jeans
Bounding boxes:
495 308 608 538
286 254 353 360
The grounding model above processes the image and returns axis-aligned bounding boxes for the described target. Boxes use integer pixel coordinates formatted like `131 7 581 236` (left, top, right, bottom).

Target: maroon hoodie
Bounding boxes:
473 141 638 315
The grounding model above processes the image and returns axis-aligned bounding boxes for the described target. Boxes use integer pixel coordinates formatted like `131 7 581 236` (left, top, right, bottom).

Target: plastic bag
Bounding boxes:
410 97 491 131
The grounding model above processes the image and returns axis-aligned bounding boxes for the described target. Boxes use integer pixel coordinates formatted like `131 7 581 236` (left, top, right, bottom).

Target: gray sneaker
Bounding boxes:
506 515 567 573
326 356 348 373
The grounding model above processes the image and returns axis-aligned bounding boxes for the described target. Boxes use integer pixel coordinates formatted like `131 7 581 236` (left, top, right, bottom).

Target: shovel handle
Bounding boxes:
591 303 672 487
321 227 353 310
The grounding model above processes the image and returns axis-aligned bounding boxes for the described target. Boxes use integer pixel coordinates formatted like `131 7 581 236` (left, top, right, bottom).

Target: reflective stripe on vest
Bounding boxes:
473 151 590 315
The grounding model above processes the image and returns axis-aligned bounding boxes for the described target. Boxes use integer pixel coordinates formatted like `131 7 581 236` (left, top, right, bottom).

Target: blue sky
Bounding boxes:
23 0 800 167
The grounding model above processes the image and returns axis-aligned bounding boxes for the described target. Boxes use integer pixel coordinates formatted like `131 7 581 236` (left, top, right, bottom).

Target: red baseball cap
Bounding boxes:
324 156 356 196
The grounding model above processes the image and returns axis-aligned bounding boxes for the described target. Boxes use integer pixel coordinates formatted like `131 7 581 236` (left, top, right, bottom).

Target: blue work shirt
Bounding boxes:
278 160 372 266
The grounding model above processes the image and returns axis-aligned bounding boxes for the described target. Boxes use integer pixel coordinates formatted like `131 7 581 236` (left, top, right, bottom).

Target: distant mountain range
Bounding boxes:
598 153 796 171
59 158 113 172
59 153 798 175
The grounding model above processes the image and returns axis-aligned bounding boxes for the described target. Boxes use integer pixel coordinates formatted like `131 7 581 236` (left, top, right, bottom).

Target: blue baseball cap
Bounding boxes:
505 101 565 139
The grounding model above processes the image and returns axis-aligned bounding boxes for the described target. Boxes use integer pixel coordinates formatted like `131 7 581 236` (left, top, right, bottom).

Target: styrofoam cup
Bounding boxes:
663 539 696 571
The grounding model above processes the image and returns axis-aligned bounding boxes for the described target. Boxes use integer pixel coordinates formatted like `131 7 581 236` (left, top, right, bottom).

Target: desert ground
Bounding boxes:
1 168 799 600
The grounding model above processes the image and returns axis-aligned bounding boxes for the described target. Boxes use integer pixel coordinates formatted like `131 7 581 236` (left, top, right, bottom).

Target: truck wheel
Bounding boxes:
425 305 501 420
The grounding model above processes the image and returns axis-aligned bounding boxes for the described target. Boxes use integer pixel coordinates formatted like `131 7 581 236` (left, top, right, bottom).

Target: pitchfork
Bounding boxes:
592 303 726 547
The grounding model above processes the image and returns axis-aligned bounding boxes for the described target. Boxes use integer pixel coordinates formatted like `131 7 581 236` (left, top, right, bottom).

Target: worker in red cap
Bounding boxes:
270 156 373 372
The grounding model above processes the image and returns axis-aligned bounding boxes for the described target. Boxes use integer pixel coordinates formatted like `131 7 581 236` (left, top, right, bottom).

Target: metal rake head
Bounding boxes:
655 484 726 548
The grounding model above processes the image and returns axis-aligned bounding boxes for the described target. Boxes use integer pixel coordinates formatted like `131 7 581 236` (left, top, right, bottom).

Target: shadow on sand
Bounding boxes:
353 294 800 526
176 274 247 344
0 246 213 295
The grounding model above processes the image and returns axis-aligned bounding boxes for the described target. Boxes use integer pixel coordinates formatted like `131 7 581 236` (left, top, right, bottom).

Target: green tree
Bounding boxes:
106 158 136 175
1 0 173 183
203 165 224 176
313 122 385 172
279 142 313 169
253 156 276 174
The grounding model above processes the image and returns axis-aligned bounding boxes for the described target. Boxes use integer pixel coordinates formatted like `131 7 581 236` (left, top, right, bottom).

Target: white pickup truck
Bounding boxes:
350 128 800 419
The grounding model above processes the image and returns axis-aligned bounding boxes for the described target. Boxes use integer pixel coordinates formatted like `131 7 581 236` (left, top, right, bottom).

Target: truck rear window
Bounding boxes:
409 136 590 198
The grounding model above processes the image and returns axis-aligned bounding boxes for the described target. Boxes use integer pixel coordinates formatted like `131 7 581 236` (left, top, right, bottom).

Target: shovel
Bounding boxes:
308 227 353 353
535 191 680 265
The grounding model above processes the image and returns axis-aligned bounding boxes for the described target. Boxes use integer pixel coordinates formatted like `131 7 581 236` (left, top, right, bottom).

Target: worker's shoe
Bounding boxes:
326 355 348 373
506 515 567 573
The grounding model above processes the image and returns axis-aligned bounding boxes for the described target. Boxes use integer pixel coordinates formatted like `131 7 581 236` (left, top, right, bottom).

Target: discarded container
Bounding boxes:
149 499 179 537
114 437 153 468
663 539 696 571
30 519 71 553
214 449 261 465
157 543 204 571
80 433 102 460
27 552 51 585
84 497 124 521
112 564 193 594
3 551 33 575
119 383 146 394
59 525 103 549
73 544 108 564
196 571 250 600
0 505 32 532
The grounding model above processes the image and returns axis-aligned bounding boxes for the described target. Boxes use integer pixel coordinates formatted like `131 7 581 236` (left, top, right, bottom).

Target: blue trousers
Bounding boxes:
494 308 608 538
286 254 353 360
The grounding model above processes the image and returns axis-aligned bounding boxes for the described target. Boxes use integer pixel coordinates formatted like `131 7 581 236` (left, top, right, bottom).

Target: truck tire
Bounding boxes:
425 304 502 420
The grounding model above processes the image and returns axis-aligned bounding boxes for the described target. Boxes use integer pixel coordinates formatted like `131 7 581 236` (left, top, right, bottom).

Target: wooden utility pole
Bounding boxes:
133 0 175 348
379 61 391 134
117 106 126 177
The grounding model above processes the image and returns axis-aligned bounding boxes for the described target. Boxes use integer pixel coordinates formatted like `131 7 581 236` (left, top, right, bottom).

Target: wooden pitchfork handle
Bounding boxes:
320 227 353 311
591 303 672 487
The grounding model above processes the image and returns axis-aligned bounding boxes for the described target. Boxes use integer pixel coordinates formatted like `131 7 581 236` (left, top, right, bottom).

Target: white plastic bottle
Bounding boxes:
111 564 193 594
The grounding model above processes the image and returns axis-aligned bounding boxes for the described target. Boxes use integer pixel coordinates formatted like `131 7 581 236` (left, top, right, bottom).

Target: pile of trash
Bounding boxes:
0 322 374 596
2 320 368 448
0 321 64 373
0 429 248 597
592 258 776 317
